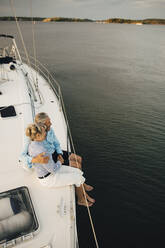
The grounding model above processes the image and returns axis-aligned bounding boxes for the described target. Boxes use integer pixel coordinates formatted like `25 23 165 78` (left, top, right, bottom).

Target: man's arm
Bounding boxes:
49 128 63 155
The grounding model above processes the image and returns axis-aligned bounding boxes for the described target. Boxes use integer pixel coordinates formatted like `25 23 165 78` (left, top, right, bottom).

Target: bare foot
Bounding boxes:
78 200 93 207
84 183 94 192
86 193 95 203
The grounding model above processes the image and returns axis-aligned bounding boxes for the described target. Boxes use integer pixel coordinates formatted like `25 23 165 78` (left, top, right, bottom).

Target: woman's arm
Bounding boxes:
32 153 49 164
20 140 49 168
20 142 33 168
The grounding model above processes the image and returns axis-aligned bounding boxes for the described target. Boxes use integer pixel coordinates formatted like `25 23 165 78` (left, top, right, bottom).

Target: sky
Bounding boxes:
0 0 165 20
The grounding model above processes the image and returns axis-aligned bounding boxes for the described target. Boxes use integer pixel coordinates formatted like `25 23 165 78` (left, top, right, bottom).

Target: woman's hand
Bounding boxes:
32 152 49 164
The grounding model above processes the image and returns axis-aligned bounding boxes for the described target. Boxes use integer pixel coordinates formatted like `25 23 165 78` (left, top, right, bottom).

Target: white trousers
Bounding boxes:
38 165 85 188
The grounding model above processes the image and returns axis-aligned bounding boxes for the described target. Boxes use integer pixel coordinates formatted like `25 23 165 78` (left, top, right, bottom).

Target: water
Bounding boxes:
1 22 165 247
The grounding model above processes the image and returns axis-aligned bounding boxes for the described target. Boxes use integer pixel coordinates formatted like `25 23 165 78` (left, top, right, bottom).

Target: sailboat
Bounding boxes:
0 33 79 248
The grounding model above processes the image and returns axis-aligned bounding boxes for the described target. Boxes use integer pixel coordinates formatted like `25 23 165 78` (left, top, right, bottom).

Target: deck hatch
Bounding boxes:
0 186 39 246
0 56 14 64
0 106 16 118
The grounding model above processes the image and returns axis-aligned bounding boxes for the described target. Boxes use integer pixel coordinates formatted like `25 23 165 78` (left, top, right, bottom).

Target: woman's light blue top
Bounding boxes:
28 141 61 177
20 128 63 168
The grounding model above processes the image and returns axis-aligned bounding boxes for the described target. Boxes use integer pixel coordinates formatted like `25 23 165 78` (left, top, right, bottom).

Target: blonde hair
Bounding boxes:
35 112 49 125
26 123 45 141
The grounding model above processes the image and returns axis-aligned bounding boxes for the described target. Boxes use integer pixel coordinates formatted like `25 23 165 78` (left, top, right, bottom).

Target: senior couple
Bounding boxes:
21 112 95 207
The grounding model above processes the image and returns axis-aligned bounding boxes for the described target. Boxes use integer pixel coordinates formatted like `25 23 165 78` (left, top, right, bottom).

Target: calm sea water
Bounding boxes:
1 22 165 248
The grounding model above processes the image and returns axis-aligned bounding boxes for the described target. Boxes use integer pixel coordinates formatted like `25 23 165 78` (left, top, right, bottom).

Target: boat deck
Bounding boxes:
0 61 77 248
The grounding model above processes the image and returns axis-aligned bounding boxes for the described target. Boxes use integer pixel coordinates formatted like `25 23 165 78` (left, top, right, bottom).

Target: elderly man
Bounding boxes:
21 112 82 169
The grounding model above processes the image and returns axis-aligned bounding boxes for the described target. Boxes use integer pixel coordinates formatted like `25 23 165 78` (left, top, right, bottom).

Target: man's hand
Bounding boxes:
57 154 64 164
32 152 49 164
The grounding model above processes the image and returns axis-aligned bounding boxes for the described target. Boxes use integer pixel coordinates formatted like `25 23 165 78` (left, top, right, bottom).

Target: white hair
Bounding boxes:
35 112 49 124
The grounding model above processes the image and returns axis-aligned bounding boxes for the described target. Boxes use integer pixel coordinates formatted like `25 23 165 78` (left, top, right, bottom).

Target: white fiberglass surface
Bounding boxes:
0 62 77 248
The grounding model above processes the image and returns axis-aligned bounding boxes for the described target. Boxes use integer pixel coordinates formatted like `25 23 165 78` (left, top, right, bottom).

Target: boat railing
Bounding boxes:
20 53 60 100
20 53 72 151
0 35 22 62
0 36 61 107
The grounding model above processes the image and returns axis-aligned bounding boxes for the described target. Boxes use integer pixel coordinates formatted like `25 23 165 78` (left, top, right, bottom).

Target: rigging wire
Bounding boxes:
30 0 38 86
10 0 31 76
10 0 42 104
29 0 43 104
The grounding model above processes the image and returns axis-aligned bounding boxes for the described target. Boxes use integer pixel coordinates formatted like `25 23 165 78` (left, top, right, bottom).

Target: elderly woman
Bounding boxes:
26 123 95 207
21 112 82 168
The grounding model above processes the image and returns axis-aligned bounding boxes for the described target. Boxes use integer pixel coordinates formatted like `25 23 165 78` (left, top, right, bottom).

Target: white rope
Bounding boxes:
60 94 99 248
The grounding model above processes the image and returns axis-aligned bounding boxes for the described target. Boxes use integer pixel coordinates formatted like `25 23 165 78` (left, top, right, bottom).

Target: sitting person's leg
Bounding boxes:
38 165 95 206
69 153 82 164
39 165 84 188
76 186 94 207
84 183 94 191
67 155 93 191
52 151 93 192
52 150 70 165
54 166 95 206
52 150 82 168
69 159 82 169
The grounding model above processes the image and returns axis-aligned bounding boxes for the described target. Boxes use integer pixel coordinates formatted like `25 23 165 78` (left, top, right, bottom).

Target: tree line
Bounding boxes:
0 16 165 24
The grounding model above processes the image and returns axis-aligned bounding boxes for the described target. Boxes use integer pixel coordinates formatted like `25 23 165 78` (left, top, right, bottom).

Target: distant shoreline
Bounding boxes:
0 17 165 25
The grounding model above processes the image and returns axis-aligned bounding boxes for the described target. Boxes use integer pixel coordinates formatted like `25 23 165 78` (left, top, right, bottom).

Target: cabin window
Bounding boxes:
0 105 16 118
0 186 39 245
